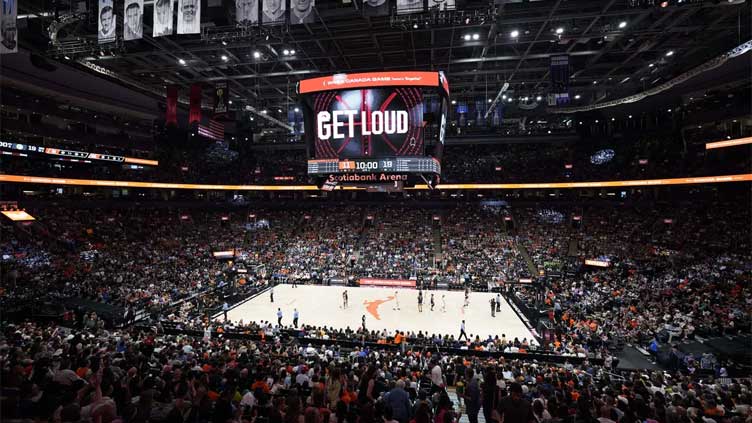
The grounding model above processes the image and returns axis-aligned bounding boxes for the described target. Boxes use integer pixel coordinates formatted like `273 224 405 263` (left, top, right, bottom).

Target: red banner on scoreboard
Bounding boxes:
299 71 440 94
358 278 416 288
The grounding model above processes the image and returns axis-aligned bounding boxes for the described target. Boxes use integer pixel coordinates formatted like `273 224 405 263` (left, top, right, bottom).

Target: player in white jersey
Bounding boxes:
392 290 401 310
463 287 470 308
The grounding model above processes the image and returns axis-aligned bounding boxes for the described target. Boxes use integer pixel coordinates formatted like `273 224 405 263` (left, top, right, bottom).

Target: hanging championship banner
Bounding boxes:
0 0 18 54
235 0 258 24
213 82 229 119
262 0 285 25
153 0 174 37
166 85 178 125
189 83 202 124
177 0 200 34
550 55 570 106
396 0 423 14
123 0 143 40
289 0 314 24
98 0 116 44
360 0 388 16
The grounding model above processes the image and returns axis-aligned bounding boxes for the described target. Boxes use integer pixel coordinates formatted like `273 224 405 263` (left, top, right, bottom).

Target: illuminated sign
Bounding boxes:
705 137 752 150
0 173 750 190
212 250 235 258
359 278 416 288
317 110 409 140
585 259 610 267
299 71 442 94
1 210 36 221
0 141 158 166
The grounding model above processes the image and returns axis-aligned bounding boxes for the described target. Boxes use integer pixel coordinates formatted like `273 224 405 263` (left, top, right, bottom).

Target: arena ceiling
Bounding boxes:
14 0 752 119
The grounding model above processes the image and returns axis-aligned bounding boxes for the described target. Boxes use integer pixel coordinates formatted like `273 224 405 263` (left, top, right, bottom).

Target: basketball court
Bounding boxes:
225 285 537 344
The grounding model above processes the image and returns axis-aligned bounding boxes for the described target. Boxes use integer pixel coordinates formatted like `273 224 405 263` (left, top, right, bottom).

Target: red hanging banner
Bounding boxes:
166 85 178 126
189 83 202 124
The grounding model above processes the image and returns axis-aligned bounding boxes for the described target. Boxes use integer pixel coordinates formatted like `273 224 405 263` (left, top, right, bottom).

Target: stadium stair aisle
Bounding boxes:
516 243 538 277
567 238 579 256
432 224 443 262
446 388 486 423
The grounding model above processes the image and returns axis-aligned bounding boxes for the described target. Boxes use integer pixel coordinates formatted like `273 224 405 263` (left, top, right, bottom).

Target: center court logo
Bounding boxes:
363 296 395 320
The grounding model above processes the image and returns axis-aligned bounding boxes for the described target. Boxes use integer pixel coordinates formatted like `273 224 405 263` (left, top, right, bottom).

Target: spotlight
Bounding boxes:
628 115 633 118
510 30 519 38
221 40 228 46
64 55 70 60
221 55 229 62
536 96 542 101
178 58 186 65
278 109 282 113
283 49 290 55
507 97 513 102
294 107 300 112
261 109 267 114
413 23 418 29
665 50 674 56
451 100 457 105
488 99 492 103
660 1 668 7
555 27 564 35
619 21 627 28
472 33 480 40
229 100 233 104
463 34 471 41
574 94 581 99
290 49 295 55
253 51 261 58
502 94 507 99
649 63 654 67
593 81 598 85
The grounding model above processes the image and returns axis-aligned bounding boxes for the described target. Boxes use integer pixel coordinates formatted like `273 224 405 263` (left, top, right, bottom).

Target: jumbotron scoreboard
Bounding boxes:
298 71 450 191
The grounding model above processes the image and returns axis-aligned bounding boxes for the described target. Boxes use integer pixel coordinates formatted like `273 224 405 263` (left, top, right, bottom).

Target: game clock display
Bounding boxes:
308 157 441 175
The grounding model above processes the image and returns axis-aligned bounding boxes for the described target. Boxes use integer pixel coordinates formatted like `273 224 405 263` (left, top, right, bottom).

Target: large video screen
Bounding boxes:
304 87 424 160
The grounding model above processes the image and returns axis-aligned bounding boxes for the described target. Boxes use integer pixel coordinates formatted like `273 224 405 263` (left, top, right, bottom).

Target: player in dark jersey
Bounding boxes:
418 290 424 312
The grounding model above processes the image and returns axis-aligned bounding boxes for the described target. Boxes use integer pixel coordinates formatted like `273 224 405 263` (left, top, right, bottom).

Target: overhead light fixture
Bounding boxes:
64 55 70 60
555 27 564 35
502 94 507 99
253 51 261 59
666 50 674 56
413 23 418 29
261 109 267 114
290 49 295 55
221 55 228 62
283 49 290 55
510 30 519 38
574 94 581 99
593 80 598 85
507 97 513 102
618 21 627 29
488 99 492 103
294 107 300 112
611 117 615 121
178 58 186 65
229 100 233 104
649 63 655 67
660 1 668 7
463 34 471 41
472 33 480 40
536 96 542 101
628 115 633 118
221 40 227 46
277 109 282 113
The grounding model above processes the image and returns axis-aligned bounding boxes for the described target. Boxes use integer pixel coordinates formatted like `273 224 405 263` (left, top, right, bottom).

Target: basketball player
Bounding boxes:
430 293 435 311
276 308 282 326
417 290 423 312
361 314 366 330
463 287 470 308
441 294 446 312
392 290 400 311
270 286 274 303
342 290 348 308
